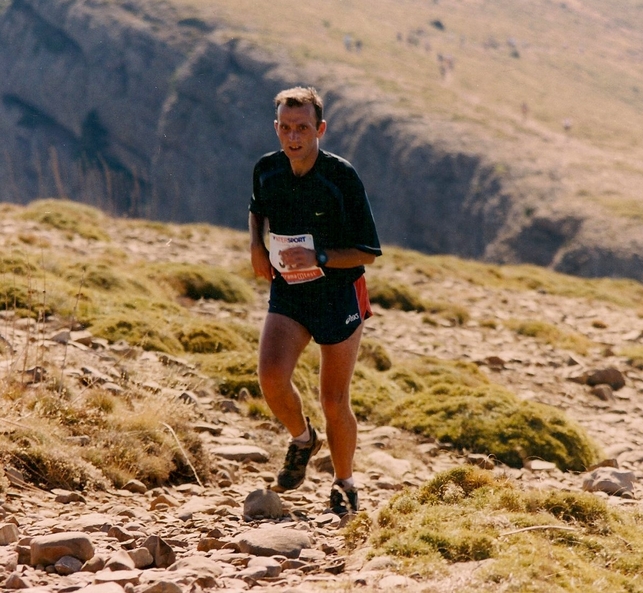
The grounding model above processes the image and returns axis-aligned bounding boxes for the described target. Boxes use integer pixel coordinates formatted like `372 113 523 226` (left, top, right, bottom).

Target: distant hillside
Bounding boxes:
0 0 642 280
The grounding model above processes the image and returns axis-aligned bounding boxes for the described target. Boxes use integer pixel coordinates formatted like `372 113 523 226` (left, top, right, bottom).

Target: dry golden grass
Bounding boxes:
374 246 643 309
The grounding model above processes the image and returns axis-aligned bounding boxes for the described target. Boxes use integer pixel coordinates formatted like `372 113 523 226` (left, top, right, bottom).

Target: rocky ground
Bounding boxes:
2 218 643 592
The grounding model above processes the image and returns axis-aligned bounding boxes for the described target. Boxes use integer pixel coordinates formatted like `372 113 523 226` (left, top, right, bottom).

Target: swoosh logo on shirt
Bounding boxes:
315 212 325 216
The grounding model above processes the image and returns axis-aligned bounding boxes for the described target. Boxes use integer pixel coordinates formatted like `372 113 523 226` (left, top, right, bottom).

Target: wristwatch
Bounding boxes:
316 249 328 267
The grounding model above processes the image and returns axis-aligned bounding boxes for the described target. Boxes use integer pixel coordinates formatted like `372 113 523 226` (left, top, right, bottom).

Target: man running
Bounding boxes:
249 86 382 514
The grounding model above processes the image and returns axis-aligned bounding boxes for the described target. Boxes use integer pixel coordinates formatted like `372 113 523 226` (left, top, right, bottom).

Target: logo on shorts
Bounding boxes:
345 312 360 324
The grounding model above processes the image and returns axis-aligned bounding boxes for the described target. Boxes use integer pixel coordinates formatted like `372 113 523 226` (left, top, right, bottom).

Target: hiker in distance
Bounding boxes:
249 86 382 514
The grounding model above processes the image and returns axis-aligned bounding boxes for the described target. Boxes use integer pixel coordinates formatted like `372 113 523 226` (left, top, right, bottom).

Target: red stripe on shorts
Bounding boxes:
354 275 373 321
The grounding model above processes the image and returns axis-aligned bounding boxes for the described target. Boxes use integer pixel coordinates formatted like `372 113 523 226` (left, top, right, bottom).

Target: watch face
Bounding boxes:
317 251 328 266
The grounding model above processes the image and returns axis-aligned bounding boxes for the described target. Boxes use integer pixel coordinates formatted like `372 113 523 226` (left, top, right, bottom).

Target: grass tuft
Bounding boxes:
20 199 111 241
89 311 183 353
368 276 426 312
507 318 594 355
360 467 643 590
177 319 258 353
148 262 255 304
0 381 211 490
352 356 599 472
358 338 392 371
198 351 262 398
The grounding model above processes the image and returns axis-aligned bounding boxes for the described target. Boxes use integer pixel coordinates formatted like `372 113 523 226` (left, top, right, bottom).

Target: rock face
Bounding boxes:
0 0 298 228
2 0 643 280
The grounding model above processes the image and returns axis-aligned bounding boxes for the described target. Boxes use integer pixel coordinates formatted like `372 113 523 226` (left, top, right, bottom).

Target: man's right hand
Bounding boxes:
251 244 273 281
249 212 273 281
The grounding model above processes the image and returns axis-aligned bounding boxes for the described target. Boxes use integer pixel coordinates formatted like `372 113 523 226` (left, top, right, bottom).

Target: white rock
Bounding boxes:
582 467 636 497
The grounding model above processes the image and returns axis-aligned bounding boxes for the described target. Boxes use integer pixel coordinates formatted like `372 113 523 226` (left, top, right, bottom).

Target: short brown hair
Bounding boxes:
274 86 324 127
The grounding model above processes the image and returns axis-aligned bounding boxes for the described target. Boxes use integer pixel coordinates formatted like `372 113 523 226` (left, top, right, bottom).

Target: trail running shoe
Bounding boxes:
275 418 322 491
329 480 359 515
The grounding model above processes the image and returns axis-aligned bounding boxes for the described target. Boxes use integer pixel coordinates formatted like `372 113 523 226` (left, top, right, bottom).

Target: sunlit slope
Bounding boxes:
169 0 643 222
172 0 641 145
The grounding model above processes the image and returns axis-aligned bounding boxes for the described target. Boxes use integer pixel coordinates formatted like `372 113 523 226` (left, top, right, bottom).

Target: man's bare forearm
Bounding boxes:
324 248 376 268
249 212 267 247
249 212 273 280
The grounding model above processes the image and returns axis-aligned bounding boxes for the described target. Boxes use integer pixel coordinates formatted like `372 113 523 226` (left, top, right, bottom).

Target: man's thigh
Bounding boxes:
319 324 364 402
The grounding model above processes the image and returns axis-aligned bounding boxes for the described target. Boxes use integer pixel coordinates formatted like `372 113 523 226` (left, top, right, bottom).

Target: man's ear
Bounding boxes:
274 120 279 134
317 120 327 138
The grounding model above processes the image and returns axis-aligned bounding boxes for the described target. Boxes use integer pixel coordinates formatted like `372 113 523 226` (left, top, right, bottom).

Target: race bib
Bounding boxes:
269 233 325 285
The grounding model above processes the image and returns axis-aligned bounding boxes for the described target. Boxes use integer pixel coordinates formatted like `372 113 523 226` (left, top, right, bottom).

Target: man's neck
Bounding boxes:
289 148 319 177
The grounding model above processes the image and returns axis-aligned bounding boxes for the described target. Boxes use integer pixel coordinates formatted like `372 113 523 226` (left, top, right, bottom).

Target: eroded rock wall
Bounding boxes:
0 0 302 225
0 0 181 212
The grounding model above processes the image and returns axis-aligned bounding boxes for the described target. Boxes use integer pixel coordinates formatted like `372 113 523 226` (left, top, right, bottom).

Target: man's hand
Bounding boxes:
251 244 273 281
278 247 317 269
249 212 273 281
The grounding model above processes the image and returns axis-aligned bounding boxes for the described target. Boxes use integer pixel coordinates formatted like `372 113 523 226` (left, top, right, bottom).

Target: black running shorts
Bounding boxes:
268 275 373 345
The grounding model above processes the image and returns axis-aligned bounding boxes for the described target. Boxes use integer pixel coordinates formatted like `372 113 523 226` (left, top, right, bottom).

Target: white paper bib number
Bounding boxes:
269 233 325 284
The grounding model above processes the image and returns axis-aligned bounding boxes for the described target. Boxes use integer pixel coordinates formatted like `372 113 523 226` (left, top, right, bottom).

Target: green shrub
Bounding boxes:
374 469 499 563
423 300 470 325
246 399 271 419
343 512 373 550
198 352 262 398
507 318 593 354
364 466 630 586
89 311 183 353
418 466 497 504
0 280 39 314
20 199 110 241
418 530 496 562
149 262 255 303
0 254 38 276
352 357 599 472
525 489 610 527
358 338 392 371
65 262 125 292
176 320 257 353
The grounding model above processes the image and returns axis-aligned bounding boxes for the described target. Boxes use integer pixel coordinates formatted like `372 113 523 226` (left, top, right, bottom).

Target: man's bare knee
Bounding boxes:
259 374 291 403
321 395 351 418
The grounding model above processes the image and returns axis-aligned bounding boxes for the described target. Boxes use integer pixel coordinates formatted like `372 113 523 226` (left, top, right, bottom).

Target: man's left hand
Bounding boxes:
279 247 317 269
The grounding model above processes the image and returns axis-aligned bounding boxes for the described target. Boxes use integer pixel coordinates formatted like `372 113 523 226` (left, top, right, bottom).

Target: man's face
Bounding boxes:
274 104 326 171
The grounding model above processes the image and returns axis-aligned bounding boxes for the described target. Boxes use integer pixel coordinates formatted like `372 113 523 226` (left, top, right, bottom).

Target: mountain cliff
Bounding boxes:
1 0 642 280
